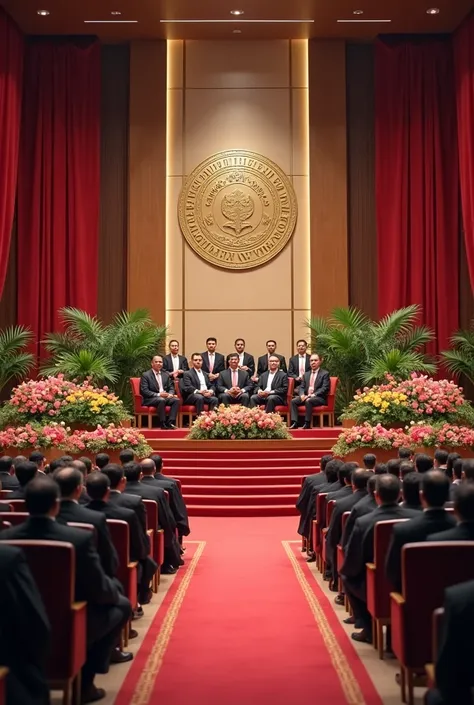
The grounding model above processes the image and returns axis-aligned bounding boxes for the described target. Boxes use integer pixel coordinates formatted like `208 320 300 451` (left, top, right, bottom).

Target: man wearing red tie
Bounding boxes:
201 337 225 383
288 340 311 382
290 354 330 429
217 354 252 406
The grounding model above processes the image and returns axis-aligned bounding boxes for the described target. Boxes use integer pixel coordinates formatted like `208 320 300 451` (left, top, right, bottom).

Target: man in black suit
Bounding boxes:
0 477 132 703
449 457 464 500
342 475 378 549
29 451 47 475
326 462 357 503
201 337 225 383
399 471 423 510
141 457 190 539
296 455 333 526
249 355 288 412
226 338 255 376
182 353 219 413
9 460 38 499
341 475 419 642
0 455 19 490
140 355 181 429
385 471 455 593
70 458 92 505
288 339 311 381
297 459 342 539
0 544 51 705
290 353 330 429
427 481 474 542
256 339 287 376
162 339 189 379
55 466 119 579
217 353 252 406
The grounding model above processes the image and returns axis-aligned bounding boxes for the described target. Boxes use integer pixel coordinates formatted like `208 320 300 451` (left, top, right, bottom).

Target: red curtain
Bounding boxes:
375 39 460 356
17 41 100 359
454 13 474 291
0 8 23 299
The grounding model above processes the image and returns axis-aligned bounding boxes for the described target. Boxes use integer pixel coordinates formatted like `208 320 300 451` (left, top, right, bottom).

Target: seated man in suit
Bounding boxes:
289 353 330 429
297 458 342 540
256 339 287 377
0 455 19 490
182 353 219 413
342 474 378 550
288 339 311 382
427 481 474 542
249 355 288 412
9 460 38 499
226 338 255 376
140 457 190 541
0 477 132 703
217 353 252 407
140 355 181 429
201 337 225 382
29 451 47 475
163 339 189 379
386 470 455 593
296 454 332 526
399 471 422 510
450 457 464 499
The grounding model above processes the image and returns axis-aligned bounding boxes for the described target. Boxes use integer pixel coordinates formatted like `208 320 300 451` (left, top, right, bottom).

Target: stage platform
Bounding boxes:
141 427 340 517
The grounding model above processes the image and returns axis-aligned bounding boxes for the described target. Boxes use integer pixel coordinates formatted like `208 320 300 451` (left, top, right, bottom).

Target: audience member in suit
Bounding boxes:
387 458 402 477
449 457 464 500
99 464 149 545
182 353 219 412
256 340 287 376
0 478 132 703
296 454 333 522
341 475 419 643
433 449 449 473
95 453 110 470
446 451 461 478
425 579 474 705
428 481 474 542
9 461 38 498
326 462 358 503
374 463 388 474
415 452 434 474
297 459 342 540
287 340 311 382
217 354 252 406
70 458 93 505
0 544 51 705
29 451 47 475
201 337 225 383
362 453 376 471
399 461 415 480
250 355 288 412
400 471 423 511
342 475 379 549
386 471 456 593
398 447 413 461
163 339 189 379
226 338 255 376
142 456 190 539
0 455 20 489
289 354 330 429
140 355 181 429
55 467 119 579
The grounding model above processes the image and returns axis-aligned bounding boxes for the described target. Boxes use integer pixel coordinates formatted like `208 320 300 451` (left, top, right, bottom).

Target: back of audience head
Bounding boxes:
119 448 135 465
86 472 110 501
324 459 341 484
399 461 415 480
362 453 376 471
398 447 412 461
0 455 13 473
452 458 464 482
402 472 422 508
150 454 163 473
78 456 93 475
95 453 110 470
434 449 449 469
59 455 74 464
101 463 124 489
375 474 400 505
387 459 401 477
123 462 142 483
462 459 474 482
141 458 156 475
446 453 461 480
374 463 387 475
420 470 450 509
352 469 370 491
339 462 357 485
29 451 45 469
71 459 87 478
48 458 67 474
367 475 378 496
15 461 38 487
25 477 59 517
415 453 434 474
54 467 83 499
320 454 332 474
12 455 27 468
454 482 474 522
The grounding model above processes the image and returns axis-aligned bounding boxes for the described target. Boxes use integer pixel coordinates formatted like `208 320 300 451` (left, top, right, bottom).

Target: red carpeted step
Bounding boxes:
173 474 314 486
184 493 298 506
186 504 299 516
160 451 325 460
164 463 318 474
161 457 322 467
183 484 301 495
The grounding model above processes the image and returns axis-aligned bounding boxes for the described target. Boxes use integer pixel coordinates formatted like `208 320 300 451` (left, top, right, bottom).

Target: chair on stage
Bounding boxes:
296 376 339 427
106 519 138 647
130 377 174 429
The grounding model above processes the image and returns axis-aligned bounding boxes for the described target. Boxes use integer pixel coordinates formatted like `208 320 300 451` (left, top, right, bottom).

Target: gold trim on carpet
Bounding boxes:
282 541 367 705
130 541 206 705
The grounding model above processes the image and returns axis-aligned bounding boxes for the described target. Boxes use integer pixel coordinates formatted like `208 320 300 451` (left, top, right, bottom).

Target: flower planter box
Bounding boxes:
1 447 127 465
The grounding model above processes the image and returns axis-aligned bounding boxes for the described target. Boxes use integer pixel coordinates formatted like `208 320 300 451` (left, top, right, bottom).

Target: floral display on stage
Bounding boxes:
331 423 409 457
188 405 291 440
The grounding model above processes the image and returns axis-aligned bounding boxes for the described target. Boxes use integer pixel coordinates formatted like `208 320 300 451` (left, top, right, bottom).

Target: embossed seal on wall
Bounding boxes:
178 150 298 270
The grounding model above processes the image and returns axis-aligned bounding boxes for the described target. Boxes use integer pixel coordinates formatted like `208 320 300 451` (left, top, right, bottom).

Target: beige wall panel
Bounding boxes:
185 40 290 89
167 40 183 89
293 310 311 350
166 89 183 177
291 40 308 88
184 88 291 175
292 176 311 311
166 177 183 310
165 310 183 348
183 240 292 310
185 309 293 363
292 88 309 177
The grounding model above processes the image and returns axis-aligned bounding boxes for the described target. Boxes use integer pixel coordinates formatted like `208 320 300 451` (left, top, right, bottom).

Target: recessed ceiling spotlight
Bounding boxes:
353 9 364 14
233 29 242 33
230 9 244 15
426 7 440 14
111 11 122 15
37 9 50 15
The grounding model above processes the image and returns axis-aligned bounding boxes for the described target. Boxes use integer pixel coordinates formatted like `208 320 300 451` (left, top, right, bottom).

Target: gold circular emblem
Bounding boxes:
178 150 298 270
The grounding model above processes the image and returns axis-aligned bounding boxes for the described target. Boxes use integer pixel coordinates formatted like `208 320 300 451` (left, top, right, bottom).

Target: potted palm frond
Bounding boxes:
0 325 35 397
441 321 474 387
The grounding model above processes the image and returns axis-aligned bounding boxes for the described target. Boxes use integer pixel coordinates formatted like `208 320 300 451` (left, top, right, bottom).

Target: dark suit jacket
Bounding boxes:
326 489 368 559
201 352 225 375
427 522 474 542
57 499 119 579
0 471 19 490
9 486 27 499
327 484 353 503
144 475 190 537
217 369 252 395
257 353 287 375
163 354 189 377
0 502 11 512
297 368 331 402
342 494 378 548
140 369 176 405
449 480 463 501
254 370 288 398
226 352 255 376
182 368 216 399
107 490 149 551
288 354 311 379
296 472 327 512
87 499 148 562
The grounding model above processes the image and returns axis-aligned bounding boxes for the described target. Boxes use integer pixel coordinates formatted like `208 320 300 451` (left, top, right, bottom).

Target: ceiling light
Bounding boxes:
233 29 242 33
337 18 392 22
37 9 50 16
111 11 122 15
426 7 440 14
84 20 138 23
353 9 364 14
230 9 244 15
160 19 314 23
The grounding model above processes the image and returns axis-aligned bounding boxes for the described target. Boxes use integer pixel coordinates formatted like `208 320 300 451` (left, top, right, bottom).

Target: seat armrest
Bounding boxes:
425 663 435 689
366 562 375 572
71 601 87 611
390 592 405 606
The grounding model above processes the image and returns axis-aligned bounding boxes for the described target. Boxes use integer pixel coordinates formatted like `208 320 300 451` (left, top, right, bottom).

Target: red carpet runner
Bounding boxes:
115 517 382 705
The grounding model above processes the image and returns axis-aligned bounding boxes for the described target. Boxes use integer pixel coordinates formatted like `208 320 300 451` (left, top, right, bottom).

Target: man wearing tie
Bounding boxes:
256 340 287 377
250 355 288 412
290 354 330 429
288 340 311 382
140 356 182 429
163 340 189 379
226 338 255 377
201 337 226 383
217 354 252 406
182 353 219 413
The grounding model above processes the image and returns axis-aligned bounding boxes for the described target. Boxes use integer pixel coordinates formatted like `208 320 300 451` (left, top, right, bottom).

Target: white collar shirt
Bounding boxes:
265 371 276 392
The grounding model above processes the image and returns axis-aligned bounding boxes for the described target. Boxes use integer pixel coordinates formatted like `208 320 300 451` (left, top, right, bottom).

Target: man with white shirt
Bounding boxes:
226 338 255 377
140 355 181 429
201 337 225 383
250 355 288 412
182 353 219 413
290 354 330 429
217 353 252 406
288 340 311 381
163 340 189 379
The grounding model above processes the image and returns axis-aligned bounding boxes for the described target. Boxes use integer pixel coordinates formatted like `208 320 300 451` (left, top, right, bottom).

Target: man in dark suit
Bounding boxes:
449 457 464 500
162 339 189 379
399 471 423 511
288 339 311 381
290 353 330 429
217 353 252 406
182 353 219 413
297 459 342 539
140 355 181 429
342 475 378 549
385 471 456 593
9 461 38 499
201 337 225 383
341 475 419 643
326 462 357 503
296 455 333 528
0 455 19 490
256 339 287 376
250 355 288 412
141 457 190 540
226 338 255 376
427 482 474 542
0 478 132 704
0 544 51 705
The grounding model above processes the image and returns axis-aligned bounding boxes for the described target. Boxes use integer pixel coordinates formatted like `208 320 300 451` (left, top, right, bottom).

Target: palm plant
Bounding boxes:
0 326 35 394
42 308 167 408
441 321 474 386
307 305 436 413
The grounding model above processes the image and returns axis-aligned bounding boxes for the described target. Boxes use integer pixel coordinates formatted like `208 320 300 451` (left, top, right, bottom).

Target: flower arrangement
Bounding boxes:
406 422 474 449
68 425 152 456
187 404 291 440
0 422 70 450
331 423 410 457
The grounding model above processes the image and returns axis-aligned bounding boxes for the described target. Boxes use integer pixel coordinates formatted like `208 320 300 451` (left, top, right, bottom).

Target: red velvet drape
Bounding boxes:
0 8 23 299
375 39 459 355
454 13 474 291
17 42 100 359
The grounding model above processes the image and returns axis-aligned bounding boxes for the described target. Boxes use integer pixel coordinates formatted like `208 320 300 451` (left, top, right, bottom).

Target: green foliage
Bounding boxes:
441 322 474 386
0 326 34 394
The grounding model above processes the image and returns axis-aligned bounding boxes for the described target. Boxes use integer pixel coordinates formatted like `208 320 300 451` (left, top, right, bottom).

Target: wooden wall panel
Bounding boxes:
98 44 129 322
128 40 167 324
346 43 377 319
308 40 348 317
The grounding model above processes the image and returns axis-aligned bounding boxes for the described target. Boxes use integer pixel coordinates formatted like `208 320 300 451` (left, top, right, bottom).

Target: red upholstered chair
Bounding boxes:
4 540 86 705
1 512 28 526
366 519 409 659
296 376 339 428
0 490 12 500
0 666 7 705
321 499 336 574
130 377 156 428
391 541 474 705
8 500 26 512
337 510 351 594
106 519 138 647
312 492 328 572
174 379 212 427
142 499 162 591
425 607 444 689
